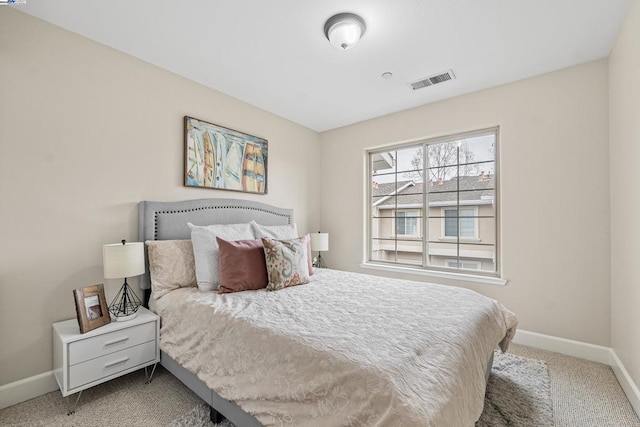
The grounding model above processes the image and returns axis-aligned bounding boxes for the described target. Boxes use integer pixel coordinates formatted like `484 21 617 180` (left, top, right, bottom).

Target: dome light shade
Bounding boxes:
324 13 366 50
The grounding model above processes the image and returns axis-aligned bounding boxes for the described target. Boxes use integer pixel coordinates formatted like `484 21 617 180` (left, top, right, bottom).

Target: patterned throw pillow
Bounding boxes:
261 237 310 291
251 221 314 276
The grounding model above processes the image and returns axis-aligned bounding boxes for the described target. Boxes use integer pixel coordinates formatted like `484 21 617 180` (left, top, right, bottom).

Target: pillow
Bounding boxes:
302 234 313 275
217 237 268 293
261 236 310 291
250 220 298 239
188 222 255 291
251 221 313 275
145 240 196 299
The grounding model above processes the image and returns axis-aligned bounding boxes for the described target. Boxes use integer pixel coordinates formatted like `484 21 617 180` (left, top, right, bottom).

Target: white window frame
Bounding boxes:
366 126 501 281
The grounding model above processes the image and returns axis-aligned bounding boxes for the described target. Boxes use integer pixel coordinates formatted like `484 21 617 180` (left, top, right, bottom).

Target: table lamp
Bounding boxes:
103 240 144 321
310 232 329 268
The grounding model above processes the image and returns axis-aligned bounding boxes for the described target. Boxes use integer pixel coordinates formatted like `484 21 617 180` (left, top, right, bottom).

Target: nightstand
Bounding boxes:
52 306 159 414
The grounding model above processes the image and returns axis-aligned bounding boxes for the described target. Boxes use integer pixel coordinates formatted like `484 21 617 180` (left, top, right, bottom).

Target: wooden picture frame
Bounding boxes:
73 284 111 333
184 116 268 194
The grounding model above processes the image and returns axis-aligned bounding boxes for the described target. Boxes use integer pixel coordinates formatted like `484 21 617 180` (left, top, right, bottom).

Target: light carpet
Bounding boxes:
510 343 640 427
0 368 202 427
0 351 553 426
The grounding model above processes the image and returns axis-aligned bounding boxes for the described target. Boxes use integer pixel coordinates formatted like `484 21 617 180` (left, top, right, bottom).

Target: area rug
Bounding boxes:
177 351 554 427
477 351 553 426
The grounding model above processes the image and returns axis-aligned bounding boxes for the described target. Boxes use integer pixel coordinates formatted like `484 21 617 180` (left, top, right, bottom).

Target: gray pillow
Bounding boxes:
188 222 255 291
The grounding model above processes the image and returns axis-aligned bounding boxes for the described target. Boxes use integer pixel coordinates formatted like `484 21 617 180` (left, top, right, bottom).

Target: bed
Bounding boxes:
138 198 517 426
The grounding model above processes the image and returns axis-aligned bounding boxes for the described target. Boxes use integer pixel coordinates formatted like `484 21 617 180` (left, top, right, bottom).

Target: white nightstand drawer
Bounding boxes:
68 340 156 390
54 307 159 400
69 322 155 365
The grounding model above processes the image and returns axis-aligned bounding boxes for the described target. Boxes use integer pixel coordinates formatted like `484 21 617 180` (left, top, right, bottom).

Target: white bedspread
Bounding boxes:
154 268 517 426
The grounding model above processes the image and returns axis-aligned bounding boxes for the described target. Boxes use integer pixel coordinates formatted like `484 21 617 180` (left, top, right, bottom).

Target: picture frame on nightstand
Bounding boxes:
73 284 110 333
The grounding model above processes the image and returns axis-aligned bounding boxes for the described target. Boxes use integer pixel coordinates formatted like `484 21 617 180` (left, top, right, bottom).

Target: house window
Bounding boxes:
396 210 419 236
368 127 499 276
443 208 476 238
446 259 480 270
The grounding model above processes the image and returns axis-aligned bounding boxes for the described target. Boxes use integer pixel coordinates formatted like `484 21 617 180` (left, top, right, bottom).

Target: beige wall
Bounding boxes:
0 9 320 385
610 1 640 389
320 59 611 346
0 4 629 389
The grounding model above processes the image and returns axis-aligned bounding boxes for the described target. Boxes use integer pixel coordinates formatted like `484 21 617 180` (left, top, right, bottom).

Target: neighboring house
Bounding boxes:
371 174 496 272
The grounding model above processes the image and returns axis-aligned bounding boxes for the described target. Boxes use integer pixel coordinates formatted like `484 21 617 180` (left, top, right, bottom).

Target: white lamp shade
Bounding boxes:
103 242 145 279
310 233 329 252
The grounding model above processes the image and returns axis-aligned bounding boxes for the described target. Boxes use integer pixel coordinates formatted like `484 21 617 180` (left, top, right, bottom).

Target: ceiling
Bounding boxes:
12 0 630 132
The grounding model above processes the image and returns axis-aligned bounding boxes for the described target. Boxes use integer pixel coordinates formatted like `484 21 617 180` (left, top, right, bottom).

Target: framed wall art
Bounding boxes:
184 116 268 194
73 284 111 333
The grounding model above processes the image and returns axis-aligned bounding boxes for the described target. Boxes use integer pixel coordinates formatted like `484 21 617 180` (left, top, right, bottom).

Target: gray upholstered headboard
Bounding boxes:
138 198 294 292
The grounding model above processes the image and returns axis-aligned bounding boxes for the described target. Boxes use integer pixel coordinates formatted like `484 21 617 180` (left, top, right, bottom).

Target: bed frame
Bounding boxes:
138 197 493 426
139 198 292 426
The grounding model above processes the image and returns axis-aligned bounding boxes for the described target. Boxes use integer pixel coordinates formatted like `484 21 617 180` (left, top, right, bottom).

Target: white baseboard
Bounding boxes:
0 370 58 410
610 350 640 417
513 329 611 364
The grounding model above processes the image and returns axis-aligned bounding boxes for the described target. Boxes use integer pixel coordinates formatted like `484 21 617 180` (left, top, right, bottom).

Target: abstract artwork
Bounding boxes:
184 116 268 194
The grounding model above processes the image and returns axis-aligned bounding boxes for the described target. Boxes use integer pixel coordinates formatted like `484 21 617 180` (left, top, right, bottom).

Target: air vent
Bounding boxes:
409 69 456 91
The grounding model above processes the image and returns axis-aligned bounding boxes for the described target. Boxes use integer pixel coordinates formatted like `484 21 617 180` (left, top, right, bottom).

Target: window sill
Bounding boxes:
359 262 508 286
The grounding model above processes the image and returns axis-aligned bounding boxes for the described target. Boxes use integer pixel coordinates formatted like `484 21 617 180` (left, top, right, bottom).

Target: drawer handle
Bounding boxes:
104 357 129 368
104 337 129 346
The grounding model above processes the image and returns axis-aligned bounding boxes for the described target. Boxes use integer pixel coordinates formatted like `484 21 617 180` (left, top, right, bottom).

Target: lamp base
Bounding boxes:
111 311 138 322
108 280 142 322
315 253 327 268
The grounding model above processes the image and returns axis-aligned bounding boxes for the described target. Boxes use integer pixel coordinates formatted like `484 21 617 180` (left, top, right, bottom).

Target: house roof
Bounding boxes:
372 175 495 208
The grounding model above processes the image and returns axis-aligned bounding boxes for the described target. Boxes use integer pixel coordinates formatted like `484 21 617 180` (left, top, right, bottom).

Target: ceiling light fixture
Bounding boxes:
324 13 366 51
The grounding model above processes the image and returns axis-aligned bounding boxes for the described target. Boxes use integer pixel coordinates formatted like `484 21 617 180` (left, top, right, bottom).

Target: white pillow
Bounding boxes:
250 220 298 240
188 222 255 291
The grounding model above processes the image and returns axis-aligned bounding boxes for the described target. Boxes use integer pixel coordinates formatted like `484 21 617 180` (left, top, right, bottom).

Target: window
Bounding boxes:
396 210 419 236
443 207 476 238
368 127 499 276
446 259 480 270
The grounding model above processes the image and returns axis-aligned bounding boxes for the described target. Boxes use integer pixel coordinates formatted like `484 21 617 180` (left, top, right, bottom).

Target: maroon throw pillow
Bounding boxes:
217 237 268 293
